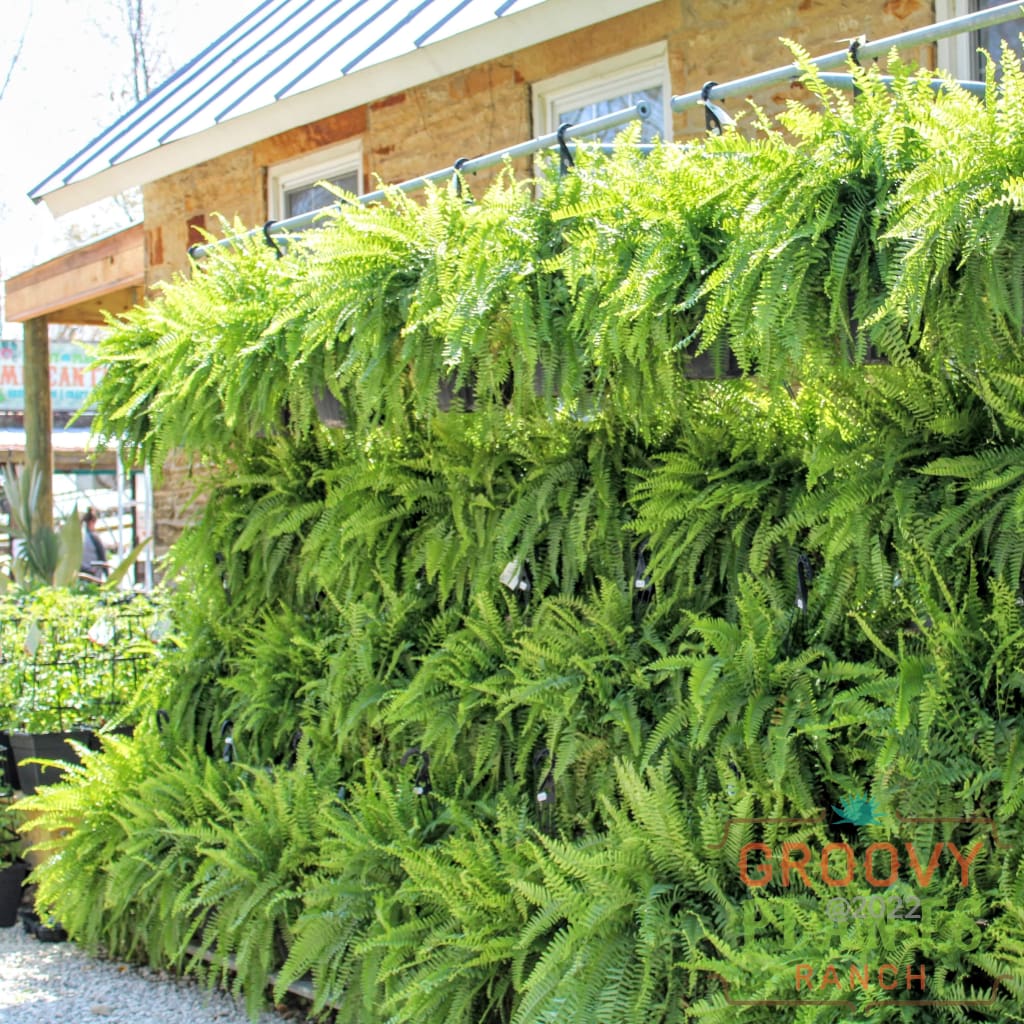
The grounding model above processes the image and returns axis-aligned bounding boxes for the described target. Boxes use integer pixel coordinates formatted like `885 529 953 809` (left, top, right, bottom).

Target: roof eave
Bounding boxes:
35 0 660 218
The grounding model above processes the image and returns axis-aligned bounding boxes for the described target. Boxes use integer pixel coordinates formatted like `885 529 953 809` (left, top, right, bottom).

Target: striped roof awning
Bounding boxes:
30 0 659 215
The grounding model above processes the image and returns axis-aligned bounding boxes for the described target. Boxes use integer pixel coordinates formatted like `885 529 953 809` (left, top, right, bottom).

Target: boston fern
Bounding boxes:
26 55 1024 1022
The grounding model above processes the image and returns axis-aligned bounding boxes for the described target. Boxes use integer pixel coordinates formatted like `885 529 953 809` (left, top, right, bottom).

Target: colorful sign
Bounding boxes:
0 339 106 412
708 792 1008 1015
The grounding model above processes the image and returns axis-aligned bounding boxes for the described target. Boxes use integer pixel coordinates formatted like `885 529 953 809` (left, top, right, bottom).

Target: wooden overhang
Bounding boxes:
4 223 144 325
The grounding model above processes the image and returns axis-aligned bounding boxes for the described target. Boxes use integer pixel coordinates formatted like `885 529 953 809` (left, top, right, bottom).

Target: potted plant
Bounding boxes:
1 589 168 793
0 801 29 927
9 728 93 796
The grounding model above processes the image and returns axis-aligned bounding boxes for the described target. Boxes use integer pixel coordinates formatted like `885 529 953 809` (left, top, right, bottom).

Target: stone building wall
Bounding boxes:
144 0 934 551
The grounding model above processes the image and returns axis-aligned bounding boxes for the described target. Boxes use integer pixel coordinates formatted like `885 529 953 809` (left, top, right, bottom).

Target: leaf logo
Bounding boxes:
832 792 882 828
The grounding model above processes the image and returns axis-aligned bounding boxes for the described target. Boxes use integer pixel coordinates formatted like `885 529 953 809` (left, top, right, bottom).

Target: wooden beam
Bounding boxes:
0 445 116 473
23 316 53 533
45 285 142 326
4 224 144 324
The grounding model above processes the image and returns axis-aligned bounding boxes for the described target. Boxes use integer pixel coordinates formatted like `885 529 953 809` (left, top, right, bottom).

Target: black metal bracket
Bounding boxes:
556 123 575 176
401 745 432 796
452 157 471 200
221 719 236 764
262 220 284 259
849 36 866 99
701 81 723 134
633 540 654 600
533 746 556 834
796 553 814 613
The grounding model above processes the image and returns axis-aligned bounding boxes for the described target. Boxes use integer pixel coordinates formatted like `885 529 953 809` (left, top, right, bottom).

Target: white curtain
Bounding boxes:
558 86 664 144
285 170 360 217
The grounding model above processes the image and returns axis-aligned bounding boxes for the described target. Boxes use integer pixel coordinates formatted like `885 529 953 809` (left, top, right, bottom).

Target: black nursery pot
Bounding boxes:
684 343 742 380
0 860 29 928
9 731 92 795
0 732 19 792
88 724 135 752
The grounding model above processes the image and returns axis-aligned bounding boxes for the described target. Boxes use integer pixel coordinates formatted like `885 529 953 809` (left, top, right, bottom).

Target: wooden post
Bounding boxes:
23 316 53 533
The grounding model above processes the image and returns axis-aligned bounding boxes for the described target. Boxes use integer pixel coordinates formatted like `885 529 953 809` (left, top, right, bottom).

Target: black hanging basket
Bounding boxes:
437 371 476 412
682 335 742 380
843 291 891 366
313 387 348 428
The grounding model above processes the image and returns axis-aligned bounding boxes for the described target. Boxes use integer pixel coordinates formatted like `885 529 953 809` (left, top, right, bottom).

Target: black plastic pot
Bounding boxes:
313 387 347 428
437 371 476 412
88 724 135 751
19 907 67 942
9 731 92 795
683 339 742 380
0 732 19 793
0 860 29 927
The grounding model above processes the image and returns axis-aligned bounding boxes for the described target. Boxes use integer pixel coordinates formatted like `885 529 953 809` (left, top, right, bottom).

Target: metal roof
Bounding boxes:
32 0 657 214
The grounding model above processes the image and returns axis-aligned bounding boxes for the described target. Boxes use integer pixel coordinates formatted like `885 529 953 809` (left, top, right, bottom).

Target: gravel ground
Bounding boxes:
0 922 303 1024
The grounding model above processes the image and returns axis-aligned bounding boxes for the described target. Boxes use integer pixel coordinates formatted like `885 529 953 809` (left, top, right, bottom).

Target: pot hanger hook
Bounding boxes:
556 123 575 176
700 81 735 135
452 157 471 200
262 220 284 259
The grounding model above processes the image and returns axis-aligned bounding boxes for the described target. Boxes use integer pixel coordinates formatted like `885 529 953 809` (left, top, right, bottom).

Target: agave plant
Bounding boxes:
2 463 82 588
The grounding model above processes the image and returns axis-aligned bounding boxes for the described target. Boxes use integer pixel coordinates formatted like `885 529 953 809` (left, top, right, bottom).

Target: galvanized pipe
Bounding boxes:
815 71 987 97
192 100 652 254
679 0 1021 111
351 101 653 210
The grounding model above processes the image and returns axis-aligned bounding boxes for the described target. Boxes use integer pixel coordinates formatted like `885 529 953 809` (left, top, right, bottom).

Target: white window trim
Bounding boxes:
532 42 672 142
267 139 363 220
935 0 974 80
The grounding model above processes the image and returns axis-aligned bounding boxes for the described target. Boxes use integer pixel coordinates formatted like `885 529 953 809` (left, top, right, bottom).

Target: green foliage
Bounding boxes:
2 462 83 588
26 56 1024 1022
0 800 23 865
0 587 170 733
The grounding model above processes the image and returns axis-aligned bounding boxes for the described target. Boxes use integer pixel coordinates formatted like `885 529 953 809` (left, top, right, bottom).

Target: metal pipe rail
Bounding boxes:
673 0 1022 112
191 101 653 256
815 72 987 97
192 0 1024 258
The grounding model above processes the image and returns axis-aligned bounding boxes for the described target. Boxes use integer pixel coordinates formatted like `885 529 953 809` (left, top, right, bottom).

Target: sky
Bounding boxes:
0 0 252 335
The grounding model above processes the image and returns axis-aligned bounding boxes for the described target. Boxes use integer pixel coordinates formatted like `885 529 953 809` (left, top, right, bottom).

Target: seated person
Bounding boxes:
80 508 110 579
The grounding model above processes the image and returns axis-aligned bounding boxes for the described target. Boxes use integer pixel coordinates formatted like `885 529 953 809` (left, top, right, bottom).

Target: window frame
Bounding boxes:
935 0 1024 80
531 43 673 144
267 139 363 221
935 0 968 78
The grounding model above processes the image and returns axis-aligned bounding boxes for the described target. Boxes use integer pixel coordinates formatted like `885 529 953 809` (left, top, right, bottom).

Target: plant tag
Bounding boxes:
148 616 173 642
23 621 41 657
500 560 524 591
537 790 549 803
88 619 115 646
500 560 530 592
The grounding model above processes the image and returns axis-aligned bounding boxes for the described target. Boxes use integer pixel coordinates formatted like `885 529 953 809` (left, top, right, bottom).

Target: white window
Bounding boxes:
532 44 672 145
936 0 1024 81
267 139 363 221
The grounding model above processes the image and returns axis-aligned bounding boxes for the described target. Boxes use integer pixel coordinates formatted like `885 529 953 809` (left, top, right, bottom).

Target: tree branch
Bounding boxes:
0 4 33 103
